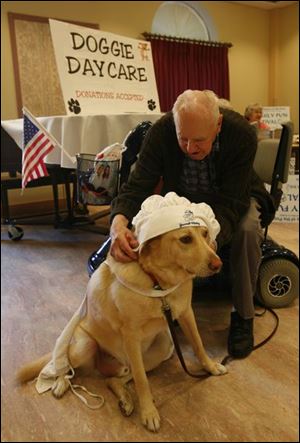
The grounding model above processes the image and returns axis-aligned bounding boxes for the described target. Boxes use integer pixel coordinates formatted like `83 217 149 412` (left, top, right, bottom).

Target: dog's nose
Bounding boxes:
208 257 222 272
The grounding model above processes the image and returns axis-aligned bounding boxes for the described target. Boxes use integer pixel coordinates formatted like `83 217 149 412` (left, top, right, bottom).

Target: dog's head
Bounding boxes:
132 192 222 288
138 225 222 288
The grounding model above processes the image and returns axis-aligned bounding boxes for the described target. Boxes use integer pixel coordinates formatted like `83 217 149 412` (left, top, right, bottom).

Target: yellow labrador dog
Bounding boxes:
17 224 227 432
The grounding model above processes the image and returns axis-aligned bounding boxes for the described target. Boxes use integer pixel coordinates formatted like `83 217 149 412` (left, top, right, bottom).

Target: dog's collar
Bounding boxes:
143 270 160 288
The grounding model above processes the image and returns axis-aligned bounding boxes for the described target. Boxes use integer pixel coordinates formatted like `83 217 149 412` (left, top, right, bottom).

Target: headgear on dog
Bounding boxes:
132 192 220 250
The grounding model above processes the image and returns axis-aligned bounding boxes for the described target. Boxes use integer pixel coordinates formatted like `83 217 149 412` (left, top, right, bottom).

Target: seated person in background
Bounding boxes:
244 103 271 140
109 89 276 359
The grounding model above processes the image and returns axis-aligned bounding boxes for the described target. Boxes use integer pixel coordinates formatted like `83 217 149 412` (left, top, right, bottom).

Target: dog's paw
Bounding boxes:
51 375 70 398
118 392 134 417
207 361 228 376
141 405 161 432
107 377 134 416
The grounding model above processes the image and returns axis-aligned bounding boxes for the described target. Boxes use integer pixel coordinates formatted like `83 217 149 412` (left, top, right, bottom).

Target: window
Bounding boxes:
151 1 217 41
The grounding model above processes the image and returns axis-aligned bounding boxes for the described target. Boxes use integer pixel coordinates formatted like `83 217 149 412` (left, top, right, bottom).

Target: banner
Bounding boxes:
262 106 290 130
49 20 160 115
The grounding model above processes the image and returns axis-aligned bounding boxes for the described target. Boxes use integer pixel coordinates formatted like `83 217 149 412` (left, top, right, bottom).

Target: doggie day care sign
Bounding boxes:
49 19 161 115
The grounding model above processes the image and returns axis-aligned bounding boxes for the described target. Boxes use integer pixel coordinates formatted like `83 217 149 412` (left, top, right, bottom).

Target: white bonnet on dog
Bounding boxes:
132 192 220 249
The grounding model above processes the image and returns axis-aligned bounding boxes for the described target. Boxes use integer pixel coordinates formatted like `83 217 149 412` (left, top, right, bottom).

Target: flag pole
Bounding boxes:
22 106 76 164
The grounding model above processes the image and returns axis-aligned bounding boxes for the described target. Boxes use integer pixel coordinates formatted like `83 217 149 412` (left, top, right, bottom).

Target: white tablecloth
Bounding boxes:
1 113 162 169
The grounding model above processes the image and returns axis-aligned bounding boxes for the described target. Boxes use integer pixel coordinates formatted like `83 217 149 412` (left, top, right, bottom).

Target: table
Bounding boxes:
1 113 163 169
1 113 162 233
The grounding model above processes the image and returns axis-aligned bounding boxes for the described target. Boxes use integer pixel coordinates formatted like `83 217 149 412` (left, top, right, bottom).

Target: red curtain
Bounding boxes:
149 38 230 112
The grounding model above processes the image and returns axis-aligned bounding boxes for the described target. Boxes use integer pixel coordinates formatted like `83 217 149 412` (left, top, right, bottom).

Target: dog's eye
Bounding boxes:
202 229 208 238
180 235 193 244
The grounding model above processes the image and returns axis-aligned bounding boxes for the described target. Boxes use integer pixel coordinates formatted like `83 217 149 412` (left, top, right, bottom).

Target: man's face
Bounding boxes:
176 111 222 161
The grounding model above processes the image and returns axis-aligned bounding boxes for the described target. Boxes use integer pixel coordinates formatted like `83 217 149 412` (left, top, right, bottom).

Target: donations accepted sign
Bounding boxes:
49 19 161 115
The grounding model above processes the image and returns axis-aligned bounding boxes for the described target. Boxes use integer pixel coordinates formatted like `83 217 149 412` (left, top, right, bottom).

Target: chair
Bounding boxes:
254 122 299 308
87 121 153 275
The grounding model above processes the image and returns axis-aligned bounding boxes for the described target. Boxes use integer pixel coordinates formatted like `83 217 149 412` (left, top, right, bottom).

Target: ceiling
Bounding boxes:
227 1 298 9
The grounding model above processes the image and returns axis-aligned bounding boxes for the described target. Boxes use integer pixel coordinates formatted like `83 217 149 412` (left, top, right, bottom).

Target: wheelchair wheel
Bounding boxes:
8 225 24 241
257 258 299 308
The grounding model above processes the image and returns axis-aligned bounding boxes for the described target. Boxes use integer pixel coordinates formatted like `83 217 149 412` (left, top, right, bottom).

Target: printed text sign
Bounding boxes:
49 20 160 115
266 174 299 223
262 106 290 130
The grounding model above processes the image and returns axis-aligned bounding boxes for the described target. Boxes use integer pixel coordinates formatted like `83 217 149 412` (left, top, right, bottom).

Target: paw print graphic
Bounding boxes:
68 98 81 114
147 99 156 111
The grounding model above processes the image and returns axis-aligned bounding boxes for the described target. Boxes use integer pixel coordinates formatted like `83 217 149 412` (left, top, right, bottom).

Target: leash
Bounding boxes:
161 298 280 374
161 298 210 378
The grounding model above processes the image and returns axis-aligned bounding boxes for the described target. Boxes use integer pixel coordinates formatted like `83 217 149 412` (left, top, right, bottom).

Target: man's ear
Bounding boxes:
217 114 223 133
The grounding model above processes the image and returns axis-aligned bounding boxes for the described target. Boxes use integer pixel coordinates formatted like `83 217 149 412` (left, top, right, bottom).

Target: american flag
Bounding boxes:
22 112 55 189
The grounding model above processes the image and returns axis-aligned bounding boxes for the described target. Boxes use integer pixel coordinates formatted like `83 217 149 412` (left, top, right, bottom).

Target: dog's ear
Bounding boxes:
139 240 151 258
139 235 163 263
139 235 161 258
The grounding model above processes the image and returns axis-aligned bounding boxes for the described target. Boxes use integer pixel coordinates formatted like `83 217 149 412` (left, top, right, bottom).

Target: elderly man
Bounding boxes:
109 89 275 358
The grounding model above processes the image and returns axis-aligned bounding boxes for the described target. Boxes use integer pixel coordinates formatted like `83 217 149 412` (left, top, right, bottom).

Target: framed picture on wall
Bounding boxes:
8 12 99 117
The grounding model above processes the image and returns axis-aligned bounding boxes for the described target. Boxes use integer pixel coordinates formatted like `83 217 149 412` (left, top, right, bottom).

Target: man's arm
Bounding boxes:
110 116 169 223
109 116 170 261
213 113 258 248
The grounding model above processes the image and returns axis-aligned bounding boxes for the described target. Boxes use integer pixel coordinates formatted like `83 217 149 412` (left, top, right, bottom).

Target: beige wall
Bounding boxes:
269 6 299 130
201 1 299 127
1 1 299 206
2 1 299 120
202 1 271 114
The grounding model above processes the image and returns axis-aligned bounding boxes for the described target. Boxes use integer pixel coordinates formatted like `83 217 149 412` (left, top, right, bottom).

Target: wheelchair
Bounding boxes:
87 121 299 309
254 122 299 308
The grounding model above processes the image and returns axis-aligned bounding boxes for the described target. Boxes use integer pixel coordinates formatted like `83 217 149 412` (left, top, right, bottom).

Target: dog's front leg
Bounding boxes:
178 307 227 375
122 329 161 432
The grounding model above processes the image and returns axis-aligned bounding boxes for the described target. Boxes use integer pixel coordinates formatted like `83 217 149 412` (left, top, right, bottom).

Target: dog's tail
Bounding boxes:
16 352 52 384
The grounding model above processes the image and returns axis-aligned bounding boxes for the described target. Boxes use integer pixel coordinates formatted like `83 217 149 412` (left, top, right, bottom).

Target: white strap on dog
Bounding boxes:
65 367 105 410
34 366 105 409
104 259 185 298
35 294 105 409
115 275 181 298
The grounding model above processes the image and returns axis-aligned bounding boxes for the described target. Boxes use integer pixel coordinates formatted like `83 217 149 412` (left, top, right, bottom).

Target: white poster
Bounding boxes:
266 175 299 223
275 175 299 223
49 20 160 115
262 106 290 130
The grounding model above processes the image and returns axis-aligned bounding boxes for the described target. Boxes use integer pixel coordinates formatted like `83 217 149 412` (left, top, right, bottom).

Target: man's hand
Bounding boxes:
110 214 139 262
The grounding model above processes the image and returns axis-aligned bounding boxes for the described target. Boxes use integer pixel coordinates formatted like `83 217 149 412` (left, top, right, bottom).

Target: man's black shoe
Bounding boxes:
228 311 254 358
